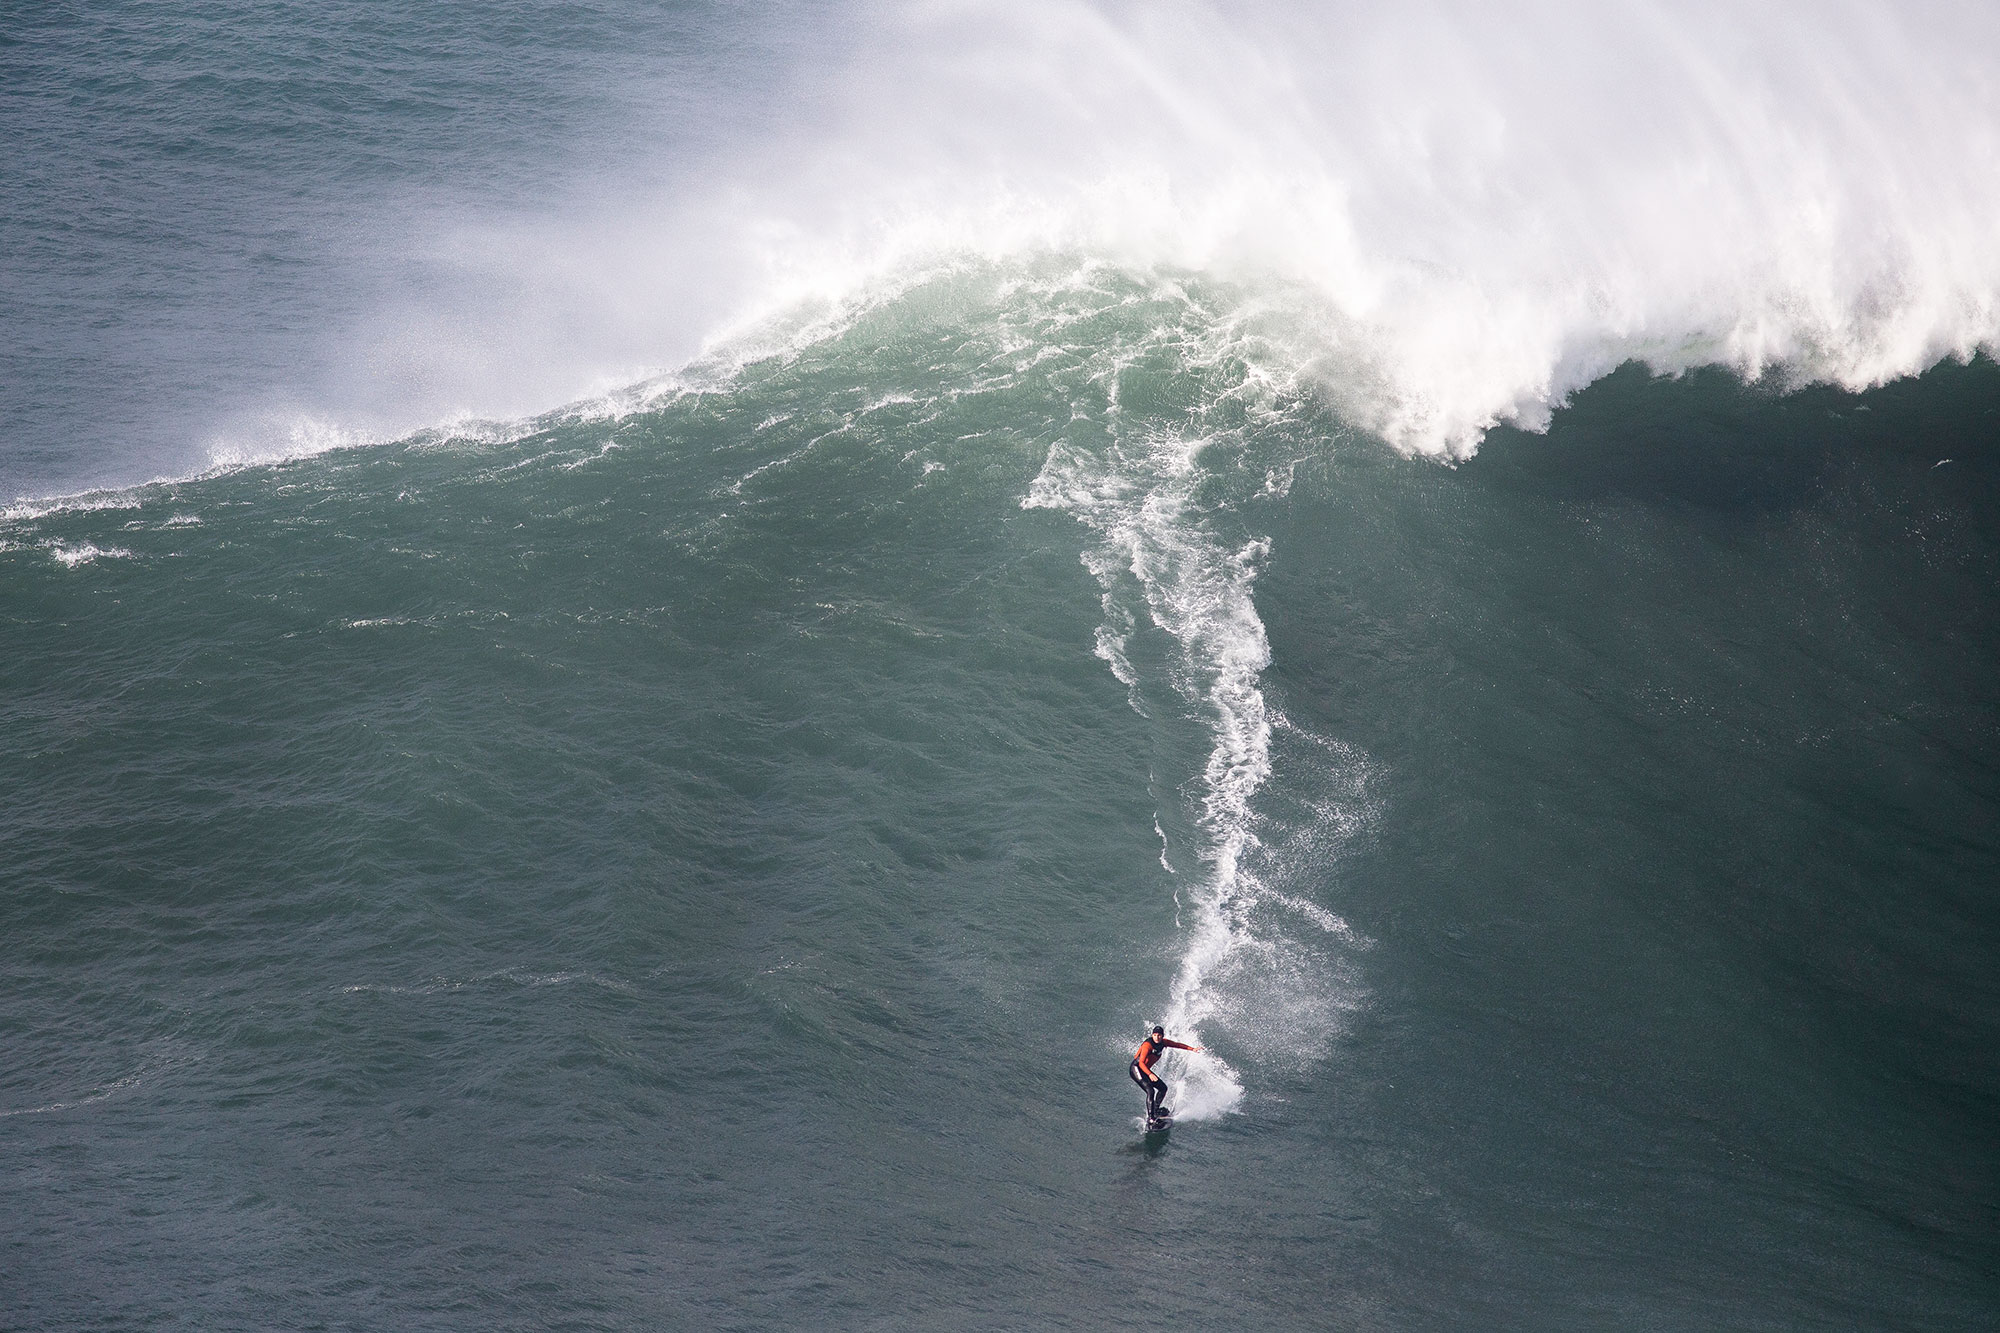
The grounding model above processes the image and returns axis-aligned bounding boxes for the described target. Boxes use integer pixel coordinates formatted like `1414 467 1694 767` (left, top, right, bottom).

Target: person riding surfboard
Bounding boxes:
1129 1025 1202 1122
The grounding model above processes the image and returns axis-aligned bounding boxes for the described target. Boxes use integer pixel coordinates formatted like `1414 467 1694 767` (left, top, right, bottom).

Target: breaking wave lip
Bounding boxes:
321 0 1984 480
12 0 1999 512
5 417 393 520
757 0 2000 459
3 405 574 529
1 248 938 514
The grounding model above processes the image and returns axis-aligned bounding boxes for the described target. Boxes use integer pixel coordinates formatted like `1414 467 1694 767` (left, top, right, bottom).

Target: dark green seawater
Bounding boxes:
5 269 1997 1328
6 3 2000 1329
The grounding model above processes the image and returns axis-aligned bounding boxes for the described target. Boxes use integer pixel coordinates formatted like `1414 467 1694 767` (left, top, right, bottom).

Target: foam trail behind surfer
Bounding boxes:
1019 279 1373 1122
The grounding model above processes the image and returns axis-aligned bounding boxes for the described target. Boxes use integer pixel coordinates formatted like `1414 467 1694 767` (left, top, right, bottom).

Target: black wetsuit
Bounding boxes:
1129 1039 1169 1114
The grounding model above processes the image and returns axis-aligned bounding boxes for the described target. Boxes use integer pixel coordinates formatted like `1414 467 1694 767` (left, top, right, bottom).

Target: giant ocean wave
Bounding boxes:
10 0 1998 1125
371 0 2000 466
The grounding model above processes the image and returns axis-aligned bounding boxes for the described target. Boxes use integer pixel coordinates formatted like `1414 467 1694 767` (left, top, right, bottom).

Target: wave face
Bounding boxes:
8 256 1998 1328
5 4 2000 1330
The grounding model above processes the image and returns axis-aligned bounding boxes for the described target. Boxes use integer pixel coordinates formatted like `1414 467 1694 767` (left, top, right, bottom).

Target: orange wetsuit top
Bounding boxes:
1132 1037 1195 1075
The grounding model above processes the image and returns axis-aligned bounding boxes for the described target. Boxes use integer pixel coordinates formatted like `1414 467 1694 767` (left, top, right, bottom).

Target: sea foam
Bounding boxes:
27 2 1997 502
1020 275 1374 1119
642 0 2000 458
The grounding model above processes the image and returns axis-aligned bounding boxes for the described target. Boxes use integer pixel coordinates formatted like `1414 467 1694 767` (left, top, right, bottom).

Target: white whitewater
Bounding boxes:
189 1 2000 489
775 0 2000 455
1021 276 1371 1120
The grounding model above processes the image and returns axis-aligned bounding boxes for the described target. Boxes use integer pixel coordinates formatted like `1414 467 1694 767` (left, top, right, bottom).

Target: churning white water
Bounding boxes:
728 0 2000 455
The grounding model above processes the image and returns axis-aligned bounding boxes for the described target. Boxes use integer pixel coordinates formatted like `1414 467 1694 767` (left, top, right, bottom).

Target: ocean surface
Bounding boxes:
4 3 1998 1329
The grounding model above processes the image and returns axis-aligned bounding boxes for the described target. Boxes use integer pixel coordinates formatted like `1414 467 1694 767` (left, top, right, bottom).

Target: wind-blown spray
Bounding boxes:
637 0 2000 457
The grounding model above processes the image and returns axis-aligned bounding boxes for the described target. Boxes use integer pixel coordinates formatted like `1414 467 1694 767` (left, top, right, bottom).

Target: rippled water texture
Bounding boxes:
4 3 1998 1329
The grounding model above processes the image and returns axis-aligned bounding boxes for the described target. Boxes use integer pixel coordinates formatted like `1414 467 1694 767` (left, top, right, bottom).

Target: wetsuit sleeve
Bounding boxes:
1162 1040 1197 1051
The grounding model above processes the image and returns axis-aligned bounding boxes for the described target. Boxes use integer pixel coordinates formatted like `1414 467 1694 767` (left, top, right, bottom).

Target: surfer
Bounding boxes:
1129 1025 1202 1120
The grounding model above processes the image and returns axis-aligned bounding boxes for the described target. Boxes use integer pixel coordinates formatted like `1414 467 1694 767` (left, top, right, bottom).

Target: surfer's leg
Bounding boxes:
1131 1062 1165 1112
1131 1061 1170 1115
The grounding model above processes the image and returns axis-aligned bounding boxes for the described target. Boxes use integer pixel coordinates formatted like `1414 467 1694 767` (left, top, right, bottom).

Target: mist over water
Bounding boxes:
4 3 1998 1329
0 0 833 492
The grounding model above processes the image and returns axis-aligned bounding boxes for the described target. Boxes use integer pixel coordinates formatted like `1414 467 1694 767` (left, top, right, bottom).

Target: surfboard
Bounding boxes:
1145 1108 1172 1133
